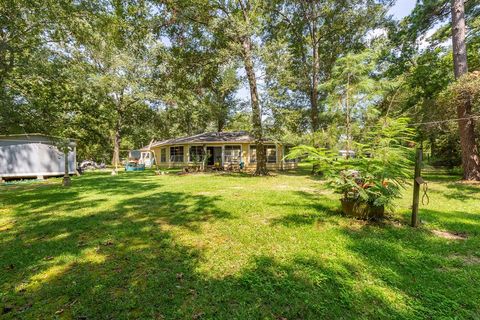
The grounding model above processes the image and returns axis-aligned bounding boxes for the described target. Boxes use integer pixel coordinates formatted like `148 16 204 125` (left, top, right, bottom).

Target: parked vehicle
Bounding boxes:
125 161 145 171
79 160 106 171
129 149 155 168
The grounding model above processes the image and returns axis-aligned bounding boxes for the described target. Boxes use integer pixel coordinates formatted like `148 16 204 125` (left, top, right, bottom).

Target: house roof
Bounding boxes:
145 131 278 149
0 133 77 143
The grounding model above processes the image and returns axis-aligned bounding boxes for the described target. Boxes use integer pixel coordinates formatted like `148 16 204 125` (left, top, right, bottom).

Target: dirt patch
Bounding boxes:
298 186 320 193
272 185 322 194
194 191 214 196
449 254 480 266
432 229 467 240
342 219 368 231
454 180 480 186
388 219 404 228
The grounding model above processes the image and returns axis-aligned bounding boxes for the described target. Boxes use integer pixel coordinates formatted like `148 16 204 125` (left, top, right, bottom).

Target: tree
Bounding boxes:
265 0 389 132
239 4 268 175
0 0 65 134
451 0 480 180
53 1 159 172
165 0 268 174
208 64 240 132
394 0 480 179
323 49 381 154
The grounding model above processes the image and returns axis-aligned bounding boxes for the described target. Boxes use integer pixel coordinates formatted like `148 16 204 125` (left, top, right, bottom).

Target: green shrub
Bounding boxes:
287 117 415 210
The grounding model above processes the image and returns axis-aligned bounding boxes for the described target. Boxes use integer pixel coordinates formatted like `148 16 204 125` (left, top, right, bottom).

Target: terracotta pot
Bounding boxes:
340 199 384 220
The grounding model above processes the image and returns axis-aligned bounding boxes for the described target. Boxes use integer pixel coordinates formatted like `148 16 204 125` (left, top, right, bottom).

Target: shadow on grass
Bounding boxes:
416 208 480 235
268 187 480 318
269 191 340 227
422 170 462 182
0 173 230 317
340 221 480 319
440 182 480 201
1 172 479 319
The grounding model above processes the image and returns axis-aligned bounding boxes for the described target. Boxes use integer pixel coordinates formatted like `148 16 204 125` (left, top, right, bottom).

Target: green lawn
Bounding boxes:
1 168 479 319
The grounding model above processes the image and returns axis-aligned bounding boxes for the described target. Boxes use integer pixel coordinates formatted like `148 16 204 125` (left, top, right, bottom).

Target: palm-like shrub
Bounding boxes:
287 118 414 210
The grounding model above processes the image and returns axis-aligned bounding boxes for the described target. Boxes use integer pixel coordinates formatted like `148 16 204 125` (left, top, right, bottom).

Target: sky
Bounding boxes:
389 0 417 20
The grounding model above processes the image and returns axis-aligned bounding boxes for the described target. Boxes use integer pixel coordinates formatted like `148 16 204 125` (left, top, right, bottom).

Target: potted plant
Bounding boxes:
287 117 414 220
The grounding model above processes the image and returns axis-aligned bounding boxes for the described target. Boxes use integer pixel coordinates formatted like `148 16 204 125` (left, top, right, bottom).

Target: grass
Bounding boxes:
0 167 479 319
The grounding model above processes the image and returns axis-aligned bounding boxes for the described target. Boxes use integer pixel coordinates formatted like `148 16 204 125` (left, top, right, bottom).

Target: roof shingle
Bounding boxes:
147 131 275 148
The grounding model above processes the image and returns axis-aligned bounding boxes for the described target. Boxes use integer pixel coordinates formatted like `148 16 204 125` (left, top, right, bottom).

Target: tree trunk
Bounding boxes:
112 114 122 174
241 36 267 175
345 73 351 158
451 0 468 79
112 130 121 168
310 34 320 132
451 0 480 180
217 103 227 132
429 136 436 161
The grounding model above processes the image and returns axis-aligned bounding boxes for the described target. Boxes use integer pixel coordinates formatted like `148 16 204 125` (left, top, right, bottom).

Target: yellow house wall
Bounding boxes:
151 142 298 170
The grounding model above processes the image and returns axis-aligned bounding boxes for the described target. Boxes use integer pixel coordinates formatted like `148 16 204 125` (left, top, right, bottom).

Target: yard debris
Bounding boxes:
432 229 467 240
44 256 54 261
102 240 115 246
55 309 64 315
176 272 184 280
192 311 204 319
386 219 404 228
2 306 13 314
19 302 33 312
66 299 78 308
5 264 15 270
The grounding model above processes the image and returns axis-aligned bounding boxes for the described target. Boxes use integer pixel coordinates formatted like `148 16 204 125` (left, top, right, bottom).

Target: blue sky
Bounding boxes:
389 0 417 20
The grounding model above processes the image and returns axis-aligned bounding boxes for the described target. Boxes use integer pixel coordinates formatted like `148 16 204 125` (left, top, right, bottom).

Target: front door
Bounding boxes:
206 147 222 166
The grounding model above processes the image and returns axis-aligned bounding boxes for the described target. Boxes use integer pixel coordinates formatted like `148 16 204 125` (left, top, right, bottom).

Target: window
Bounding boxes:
249 145 256 163
224 145 241 163
250 145 276 163
284 146 296 163
160 148 166 163
266 145 276 163
170 146 184 162
189 146 205 162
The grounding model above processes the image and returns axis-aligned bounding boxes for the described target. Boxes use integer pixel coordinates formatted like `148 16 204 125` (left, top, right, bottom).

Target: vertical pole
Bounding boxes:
63 145 72 187
411 147 423 227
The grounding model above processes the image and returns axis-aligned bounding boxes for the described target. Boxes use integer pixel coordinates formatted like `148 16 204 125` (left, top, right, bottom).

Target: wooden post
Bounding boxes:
63 146 72 187
411 147 423 227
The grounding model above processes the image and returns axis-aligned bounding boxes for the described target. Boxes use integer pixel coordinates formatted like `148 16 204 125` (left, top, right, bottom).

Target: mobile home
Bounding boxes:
0 134 76 181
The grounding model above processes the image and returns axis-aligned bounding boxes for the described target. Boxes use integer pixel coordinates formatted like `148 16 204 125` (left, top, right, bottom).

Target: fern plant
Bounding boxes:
287 117 415 210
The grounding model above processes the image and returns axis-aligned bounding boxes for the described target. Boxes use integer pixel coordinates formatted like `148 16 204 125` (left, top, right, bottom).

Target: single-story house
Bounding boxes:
142 131 297 170
0 134 76 181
